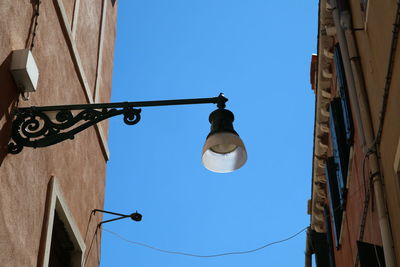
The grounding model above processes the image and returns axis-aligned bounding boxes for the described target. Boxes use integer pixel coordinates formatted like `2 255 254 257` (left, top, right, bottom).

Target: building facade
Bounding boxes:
307 0 400 266
0 0 117 266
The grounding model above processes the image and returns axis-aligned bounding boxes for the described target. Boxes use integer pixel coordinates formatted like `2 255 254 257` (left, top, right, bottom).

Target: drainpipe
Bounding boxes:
330 1 398 266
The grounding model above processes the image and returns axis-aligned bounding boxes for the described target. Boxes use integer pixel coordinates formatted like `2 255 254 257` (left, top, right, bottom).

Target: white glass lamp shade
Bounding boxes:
202 132 247 173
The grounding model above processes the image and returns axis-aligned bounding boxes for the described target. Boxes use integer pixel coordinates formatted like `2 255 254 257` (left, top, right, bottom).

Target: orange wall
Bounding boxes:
0 1 117 266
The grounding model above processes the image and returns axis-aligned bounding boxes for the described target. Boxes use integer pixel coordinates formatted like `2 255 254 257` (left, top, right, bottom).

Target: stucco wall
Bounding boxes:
0 1 117 266
310 0 400 265
349 0 400 262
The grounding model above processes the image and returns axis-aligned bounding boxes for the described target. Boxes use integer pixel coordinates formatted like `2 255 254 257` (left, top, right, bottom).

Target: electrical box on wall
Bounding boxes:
10 49 39 92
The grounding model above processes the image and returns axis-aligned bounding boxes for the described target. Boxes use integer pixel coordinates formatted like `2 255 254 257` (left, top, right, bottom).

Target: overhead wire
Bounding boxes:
101 226 308 258
84 211 95 242
84 226 100 265
95 228 101 265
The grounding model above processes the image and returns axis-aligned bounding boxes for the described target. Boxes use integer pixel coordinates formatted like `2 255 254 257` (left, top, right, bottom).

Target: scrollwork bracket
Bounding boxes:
8 106 141 154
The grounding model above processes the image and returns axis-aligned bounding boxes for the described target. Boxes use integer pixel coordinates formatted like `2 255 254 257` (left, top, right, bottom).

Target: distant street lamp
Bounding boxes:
92 209 142 226
8 93 247 173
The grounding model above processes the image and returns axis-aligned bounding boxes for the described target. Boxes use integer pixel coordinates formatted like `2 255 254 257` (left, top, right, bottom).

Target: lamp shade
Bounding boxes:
202 109 247 173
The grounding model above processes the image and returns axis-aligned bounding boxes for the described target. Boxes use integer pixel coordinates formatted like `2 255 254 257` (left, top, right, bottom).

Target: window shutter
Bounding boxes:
329 99 349 206
357 241 386 267
311 229 335 267
323 206 336 266
334 44 354 145
325 157 343 248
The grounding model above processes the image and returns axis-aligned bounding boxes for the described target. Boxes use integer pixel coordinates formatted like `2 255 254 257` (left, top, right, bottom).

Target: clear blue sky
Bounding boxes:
100 1 318 266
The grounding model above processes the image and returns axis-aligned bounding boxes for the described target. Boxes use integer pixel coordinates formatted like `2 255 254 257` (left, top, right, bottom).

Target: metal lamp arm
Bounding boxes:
22 93 227 111
8 94 228 154
92 209 142 226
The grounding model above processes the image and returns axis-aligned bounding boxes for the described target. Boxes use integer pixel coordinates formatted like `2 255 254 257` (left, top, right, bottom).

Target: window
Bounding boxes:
326 44 354 249
39 177 86 267
324 206 336 266
334 44 353 145
357 241 386 267
327 44 353 204
48 211 76 267
325 157 343 248
310 226 335 267
329 98 350 206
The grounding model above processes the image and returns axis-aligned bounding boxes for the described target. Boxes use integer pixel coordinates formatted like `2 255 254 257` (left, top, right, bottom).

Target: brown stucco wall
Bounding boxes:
0 1 117 266
75 0 103 95
349 0 400 262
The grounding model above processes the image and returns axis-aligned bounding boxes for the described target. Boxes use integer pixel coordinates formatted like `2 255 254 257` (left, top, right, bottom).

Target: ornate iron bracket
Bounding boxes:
8 106 141 154
8 94 228 154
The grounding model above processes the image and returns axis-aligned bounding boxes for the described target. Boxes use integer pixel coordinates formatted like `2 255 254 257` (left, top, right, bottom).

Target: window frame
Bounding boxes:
38 177 86 267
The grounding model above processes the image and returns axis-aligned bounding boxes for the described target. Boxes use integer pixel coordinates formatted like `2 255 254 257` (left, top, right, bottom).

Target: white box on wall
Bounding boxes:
10 49 39 92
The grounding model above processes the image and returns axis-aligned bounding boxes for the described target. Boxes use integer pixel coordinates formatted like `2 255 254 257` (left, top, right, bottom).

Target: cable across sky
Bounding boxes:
101 226 308 258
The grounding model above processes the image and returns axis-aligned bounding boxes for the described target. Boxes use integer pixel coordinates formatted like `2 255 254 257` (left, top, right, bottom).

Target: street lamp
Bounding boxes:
92 209 143 226
84 209 143 265
202 108 247 173
8 93 247 173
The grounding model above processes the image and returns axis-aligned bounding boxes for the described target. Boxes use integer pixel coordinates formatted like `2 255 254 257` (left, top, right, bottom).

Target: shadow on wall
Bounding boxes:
0 53 20 166
26 0 41 49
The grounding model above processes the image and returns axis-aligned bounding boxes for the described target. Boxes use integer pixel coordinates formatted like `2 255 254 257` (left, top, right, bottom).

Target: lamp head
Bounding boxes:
130 212 142 222
202 108 247 173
